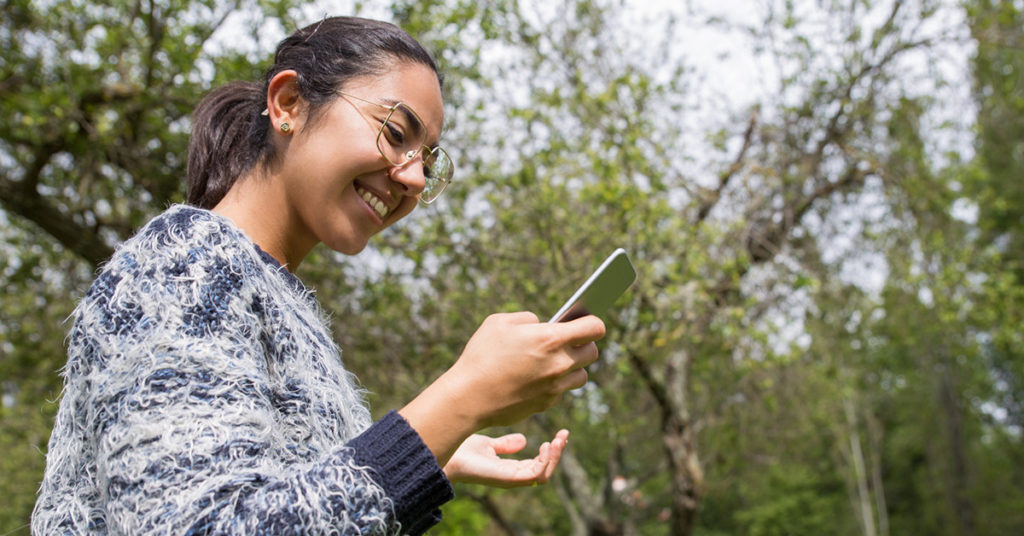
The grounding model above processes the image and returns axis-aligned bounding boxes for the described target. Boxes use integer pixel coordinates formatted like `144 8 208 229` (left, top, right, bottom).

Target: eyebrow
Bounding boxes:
379 98 418 127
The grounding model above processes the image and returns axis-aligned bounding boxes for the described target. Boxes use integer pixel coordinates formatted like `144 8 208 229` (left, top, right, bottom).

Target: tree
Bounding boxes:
967 0 1024 436
6 0 1024 534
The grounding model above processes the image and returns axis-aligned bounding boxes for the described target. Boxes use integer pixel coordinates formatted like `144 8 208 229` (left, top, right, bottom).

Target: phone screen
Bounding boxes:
548 248 636 323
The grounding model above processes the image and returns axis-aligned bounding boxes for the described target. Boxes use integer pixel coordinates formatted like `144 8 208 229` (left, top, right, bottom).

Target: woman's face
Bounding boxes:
277 61 444 256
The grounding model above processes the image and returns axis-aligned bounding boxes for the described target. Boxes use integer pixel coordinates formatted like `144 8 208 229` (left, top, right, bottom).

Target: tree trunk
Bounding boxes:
630 350 703 535
866 411 890 536
939 369 976 536
664 411 702 535
844 398 878 536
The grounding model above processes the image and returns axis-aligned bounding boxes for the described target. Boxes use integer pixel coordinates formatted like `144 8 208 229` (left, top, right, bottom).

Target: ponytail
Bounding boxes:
187 81 268 209
186 17 440 209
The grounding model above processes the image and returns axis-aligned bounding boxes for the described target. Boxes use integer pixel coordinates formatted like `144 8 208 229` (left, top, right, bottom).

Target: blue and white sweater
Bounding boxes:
32 205 453 535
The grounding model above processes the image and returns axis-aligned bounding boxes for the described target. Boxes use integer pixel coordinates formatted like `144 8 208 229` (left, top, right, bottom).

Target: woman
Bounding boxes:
32 16 604 536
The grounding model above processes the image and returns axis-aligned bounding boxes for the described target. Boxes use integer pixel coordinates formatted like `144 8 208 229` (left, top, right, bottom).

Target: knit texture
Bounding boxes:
32 205 453 535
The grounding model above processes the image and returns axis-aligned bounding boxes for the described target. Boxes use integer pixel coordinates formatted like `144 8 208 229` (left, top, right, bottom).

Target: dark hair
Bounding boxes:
187 17 441 209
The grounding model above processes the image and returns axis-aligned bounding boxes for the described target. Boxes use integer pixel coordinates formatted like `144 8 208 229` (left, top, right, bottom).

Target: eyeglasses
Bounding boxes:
337 92 454 204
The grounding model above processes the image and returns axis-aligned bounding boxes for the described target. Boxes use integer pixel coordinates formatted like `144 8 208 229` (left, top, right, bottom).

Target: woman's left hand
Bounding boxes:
443 429 569 487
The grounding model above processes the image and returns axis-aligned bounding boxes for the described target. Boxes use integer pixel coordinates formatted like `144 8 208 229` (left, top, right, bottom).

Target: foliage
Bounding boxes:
966 0 1024 440
0 220 91 534
3 0 1023 535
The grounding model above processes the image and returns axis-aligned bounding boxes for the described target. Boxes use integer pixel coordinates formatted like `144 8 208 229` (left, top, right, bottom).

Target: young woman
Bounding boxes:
32 16 604 536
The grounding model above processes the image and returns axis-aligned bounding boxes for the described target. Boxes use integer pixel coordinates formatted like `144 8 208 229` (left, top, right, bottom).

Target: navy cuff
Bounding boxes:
349 411 454 534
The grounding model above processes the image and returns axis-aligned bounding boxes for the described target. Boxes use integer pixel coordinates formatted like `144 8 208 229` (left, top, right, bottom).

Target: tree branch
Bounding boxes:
0 145 114 267
697 108 759 222
553 477 588 536
557 447 605 524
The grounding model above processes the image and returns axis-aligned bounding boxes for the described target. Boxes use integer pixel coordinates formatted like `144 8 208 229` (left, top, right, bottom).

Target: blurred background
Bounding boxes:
2 0 1022 534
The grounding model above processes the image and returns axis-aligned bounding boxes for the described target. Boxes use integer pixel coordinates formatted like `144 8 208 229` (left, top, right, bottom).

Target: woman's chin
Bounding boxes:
337 241 369 256
321 233 370 256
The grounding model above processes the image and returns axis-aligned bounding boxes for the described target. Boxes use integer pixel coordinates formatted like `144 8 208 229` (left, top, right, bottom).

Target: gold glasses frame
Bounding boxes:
336 91 453 204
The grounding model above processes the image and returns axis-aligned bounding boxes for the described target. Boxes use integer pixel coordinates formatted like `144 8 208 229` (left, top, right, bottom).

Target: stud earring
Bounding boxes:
280 122 291 133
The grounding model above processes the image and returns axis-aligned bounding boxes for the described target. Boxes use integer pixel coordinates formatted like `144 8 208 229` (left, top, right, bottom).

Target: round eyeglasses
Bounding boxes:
337 92 454 204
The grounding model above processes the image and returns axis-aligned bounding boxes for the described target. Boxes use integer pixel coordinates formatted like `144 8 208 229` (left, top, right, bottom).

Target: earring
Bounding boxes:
280 122 291 133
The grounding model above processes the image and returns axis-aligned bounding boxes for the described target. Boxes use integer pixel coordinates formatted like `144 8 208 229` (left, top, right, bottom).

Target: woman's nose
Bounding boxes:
388 157 426 197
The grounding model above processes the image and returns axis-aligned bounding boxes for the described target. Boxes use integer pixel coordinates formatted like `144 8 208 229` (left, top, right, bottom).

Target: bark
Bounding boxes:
553 475 589 536
844 398 878 536
630 350 703 535
939 369 976 536
866 411 890 536
663 411 703 535
556 448 625 535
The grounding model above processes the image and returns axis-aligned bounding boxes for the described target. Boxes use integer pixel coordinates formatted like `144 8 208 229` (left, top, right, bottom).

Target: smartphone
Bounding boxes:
548 248 637 323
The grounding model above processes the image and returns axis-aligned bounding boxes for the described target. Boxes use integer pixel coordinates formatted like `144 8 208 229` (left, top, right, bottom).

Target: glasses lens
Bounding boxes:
420 147 454 204
377 103 427 166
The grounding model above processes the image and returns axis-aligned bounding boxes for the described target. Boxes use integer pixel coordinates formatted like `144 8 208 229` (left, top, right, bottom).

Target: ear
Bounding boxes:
265 70 303 134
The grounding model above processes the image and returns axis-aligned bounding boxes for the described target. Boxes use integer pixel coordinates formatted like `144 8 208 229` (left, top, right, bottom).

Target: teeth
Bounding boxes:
357 187 389 218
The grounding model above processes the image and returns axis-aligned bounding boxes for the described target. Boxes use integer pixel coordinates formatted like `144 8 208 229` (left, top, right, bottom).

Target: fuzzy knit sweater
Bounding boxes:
32 205 453 535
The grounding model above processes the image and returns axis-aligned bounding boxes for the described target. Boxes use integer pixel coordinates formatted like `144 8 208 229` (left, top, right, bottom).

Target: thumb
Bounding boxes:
490 433 528 455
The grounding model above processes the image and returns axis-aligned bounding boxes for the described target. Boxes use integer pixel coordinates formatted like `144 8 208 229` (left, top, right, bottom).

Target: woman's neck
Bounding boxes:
211 173 317 272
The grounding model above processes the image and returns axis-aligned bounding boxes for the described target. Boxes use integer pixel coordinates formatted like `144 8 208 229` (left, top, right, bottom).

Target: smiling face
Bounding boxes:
280 61 444 257
214 60 445 268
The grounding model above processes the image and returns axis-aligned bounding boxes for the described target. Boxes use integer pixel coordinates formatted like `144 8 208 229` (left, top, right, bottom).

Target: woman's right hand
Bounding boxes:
447 312 605 427
398 312 605 466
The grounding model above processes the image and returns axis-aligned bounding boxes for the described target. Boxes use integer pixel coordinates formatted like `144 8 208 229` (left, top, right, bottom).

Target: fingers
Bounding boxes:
566 340 599 369
546 317 603 381
444 430 571 488
492 311 603 365
453 312 603 430
558 368 589 392
516 312 604 349
554 315 606 347
491 311 541 325
538 429 569 484
538 315 603 374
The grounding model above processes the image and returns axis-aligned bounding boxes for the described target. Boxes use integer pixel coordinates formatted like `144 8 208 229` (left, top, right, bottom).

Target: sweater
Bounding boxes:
31 205 453 535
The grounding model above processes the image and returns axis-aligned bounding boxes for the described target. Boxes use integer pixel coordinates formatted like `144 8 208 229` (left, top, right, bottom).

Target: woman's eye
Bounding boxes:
383 122 405 145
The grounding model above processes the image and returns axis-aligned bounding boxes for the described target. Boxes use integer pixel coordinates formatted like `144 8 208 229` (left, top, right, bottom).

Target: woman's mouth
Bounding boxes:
356 185 391 220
